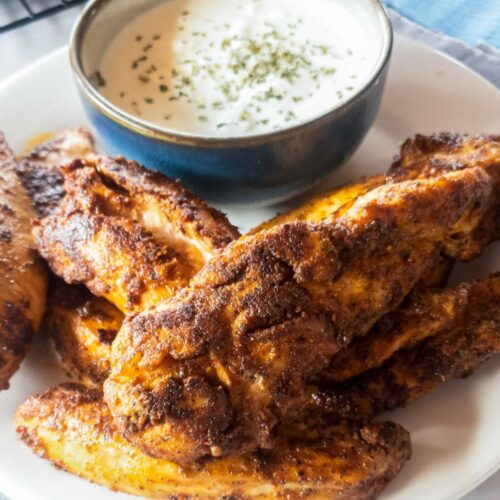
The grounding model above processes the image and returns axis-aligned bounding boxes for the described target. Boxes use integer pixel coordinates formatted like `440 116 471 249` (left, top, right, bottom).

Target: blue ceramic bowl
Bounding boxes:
70 0 392 205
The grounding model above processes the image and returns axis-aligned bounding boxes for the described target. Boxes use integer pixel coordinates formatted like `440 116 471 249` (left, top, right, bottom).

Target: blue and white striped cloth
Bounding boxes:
385 1 500 88
384 0 500 48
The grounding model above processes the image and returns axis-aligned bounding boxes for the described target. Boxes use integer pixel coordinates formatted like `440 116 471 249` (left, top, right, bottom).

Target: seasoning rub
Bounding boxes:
99 0 381 137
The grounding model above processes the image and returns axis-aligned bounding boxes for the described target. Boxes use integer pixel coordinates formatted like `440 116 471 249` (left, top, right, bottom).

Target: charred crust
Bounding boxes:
48 279 93 309
0 227 12 242
146 376 231 428
16 161 65 217
0 300 33 356
390 134 500 178
96 328 118 345
42 383 102 406
16 128 95 216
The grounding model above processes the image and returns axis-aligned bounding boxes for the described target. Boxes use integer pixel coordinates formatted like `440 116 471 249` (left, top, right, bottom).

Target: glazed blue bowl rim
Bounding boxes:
70 0 393 148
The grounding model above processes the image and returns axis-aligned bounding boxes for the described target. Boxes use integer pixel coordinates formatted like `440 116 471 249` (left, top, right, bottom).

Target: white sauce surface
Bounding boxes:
99 0 382 137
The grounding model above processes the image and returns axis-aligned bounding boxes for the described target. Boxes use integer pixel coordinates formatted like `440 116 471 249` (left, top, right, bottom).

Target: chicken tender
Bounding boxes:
312 273 500 421
324 284 468 382
0 133 47 390
15 383 411 499
35 152 240 381
34 156 239 312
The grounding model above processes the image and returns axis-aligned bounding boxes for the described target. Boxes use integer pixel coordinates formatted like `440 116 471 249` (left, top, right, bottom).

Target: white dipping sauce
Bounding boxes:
99 0 382 137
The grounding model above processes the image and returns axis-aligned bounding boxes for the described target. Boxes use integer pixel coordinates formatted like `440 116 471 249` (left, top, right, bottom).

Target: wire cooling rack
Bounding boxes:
0 0 87 34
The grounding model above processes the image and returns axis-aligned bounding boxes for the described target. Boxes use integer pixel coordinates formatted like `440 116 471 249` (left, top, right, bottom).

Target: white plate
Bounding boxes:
0 35 499 500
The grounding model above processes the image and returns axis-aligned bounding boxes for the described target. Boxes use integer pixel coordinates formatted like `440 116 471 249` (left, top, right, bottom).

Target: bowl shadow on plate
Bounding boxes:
379 366 492 497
